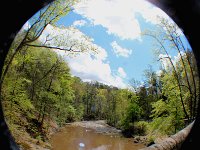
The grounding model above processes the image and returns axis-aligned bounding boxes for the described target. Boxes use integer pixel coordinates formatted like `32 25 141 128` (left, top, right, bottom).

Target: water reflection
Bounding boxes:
51 126 145 150
91 145 110 150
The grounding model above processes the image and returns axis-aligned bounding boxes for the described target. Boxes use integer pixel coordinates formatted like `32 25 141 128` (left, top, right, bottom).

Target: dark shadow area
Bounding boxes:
0 0 199 149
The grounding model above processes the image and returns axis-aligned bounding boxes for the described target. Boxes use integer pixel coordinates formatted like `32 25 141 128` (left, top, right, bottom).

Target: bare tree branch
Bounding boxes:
25 43 81 53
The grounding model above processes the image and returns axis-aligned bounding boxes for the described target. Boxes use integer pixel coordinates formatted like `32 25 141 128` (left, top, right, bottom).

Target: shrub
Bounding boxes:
134 121 148 135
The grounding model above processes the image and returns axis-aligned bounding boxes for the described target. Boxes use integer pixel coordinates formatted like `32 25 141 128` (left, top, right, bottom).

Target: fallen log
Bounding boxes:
140 121 194 150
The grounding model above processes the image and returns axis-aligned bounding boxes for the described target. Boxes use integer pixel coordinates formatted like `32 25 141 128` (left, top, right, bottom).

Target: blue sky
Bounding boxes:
28 0 192 89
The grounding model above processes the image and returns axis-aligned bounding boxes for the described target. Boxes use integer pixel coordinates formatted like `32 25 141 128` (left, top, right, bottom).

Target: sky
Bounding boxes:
22 0 192 89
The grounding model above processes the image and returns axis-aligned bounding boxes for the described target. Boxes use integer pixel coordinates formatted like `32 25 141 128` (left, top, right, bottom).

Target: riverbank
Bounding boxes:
19 120 147 149
17 119 58 150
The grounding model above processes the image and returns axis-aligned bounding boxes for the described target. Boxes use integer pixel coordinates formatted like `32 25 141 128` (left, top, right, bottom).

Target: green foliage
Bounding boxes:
2 46 77 140
75 104 84 120
140 16 199 141
149 72 185 136
134 121 148 136
121 102 141 130
65 105 77 122
151 100 168 118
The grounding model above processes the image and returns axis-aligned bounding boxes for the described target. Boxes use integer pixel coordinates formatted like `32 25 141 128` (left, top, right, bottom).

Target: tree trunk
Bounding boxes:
140 121 194 150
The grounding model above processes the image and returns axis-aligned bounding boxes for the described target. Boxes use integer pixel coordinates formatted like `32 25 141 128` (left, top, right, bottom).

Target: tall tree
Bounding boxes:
142 16 199 121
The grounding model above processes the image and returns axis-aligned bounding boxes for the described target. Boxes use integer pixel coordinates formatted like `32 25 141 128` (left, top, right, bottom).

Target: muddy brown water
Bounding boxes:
50 126 145 150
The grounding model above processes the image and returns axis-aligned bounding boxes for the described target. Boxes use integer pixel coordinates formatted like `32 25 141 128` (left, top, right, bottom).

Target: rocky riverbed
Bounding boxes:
66 120 122 135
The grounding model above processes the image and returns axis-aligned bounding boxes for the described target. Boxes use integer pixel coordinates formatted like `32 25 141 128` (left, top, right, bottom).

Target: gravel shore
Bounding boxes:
66 120 122 136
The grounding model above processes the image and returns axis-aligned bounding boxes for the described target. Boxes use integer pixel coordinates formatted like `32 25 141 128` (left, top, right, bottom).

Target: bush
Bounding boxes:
134 121 148 136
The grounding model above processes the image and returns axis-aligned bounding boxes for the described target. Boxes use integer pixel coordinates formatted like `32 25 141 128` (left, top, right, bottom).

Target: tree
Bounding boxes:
142 17 199 122
0 0 78 97
158 18 198 120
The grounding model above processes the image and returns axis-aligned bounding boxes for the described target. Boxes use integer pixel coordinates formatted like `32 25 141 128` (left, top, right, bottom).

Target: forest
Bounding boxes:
0 0 199 149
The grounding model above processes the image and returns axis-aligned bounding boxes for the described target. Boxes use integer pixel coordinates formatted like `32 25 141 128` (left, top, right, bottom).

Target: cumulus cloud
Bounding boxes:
111 41 132 57
73 20 87 27
39 24 127 89
159 54 172 70
118 67 127 78
156 70 163 77
158 51 185 70
64 53 127 88
73 0 173 40
173 51 185 65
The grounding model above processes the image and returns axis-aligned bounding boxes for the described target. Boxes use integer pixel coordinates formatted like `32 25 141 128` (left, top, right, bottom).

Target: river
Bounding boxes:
50 121 146 150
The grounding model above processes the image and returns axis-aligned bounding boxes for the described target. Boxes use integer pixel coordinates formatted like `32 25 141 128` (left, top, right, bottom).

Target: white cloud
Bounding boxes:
137 2 170 25
118 67 127 78
156 70 163 77
65 53 127 89
158 54 172 70
39 24 127 89
158 51 186 71
73 0 173 40
73 20 87 27
111 41 132 57
173 51 185 65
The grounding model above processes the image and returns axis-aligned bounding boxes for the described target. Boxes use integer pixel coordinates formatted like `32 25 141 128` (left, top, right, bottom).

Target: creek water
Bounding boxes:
50 125 145 150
